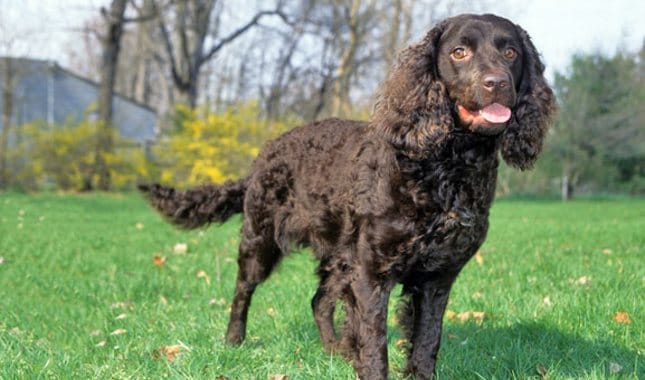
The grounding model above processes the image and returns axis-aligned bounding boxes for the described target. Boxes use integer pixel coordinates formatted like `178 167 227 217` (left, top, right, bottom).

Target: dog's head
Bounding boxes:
372 14 556 168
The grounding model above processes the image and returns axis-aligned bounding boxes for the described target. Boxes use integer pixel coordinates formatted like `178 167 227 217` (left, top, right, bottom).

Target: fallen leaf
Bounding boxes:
574 276 591 285
609 362 623 374
196 269 211 285
613 311 631 325
395 339 407 348
267 307 276 317
110 329 127 336
474 251 484 266
9 327 22 335
209 298 226 306
158 345 182 361
160 295 168 306
457 311 485 323
543 297 552 306
89 329 101 337
269 375 288 380
536 363 549 378
0 256 5 265
445 310 456 320
111 301 134 310
173 243 188 254
95 341 107 347
115 313 127 320
153 255 167 267
472 291 483 299
135 222 145 230
602 248 613 255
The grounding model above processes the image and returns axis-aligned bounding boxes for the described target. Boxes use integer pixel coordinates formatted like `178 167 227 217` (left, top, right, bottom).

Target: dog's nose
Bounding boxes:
482 74 510 91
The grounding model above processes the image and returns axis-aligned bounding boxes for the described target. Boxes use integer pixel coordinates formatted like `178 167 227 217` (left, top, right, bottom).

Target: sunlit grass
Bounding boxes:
0 193 642 379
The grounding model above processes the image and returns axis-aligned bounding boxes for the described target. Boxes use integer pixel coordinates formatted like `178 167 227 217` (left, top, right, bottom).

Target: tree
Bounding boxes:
0 57 14 188
154 0 288 108
549 47 645 199
94 0 129 191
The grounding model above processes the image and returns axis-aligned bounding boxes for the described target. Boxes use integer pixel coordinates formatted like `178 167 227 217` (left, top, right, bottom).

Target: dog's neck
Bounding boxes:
414 130 500 165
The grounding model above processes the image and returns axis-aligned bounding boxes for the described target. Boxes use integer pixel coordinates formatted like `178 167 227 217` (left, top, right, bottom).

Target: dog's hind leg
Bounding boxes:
311 264 343 351
225 219 282 345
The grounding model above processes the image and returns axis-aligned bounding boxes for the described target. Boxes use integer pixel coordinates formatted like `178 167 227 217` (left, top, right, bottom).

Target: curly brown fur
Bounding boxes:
138 181 246 229
140 14 555 380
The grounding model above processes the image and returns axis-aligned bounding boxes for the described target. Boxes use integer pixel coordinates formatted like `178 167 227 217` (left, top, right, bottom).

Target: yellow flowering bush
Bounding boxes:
156 102 292 186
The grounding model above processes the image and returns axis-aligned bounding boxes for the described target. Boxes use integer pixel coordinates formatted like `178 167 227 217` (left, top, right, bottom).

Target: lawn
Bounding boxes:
0 192 642 379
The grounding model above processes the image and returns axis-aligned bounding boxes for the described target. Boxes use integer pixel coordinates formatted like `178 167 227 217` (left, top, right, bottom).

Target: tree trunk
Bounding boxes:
95 0 128 191
331 0 361 117
0 58 14 189
561 174 569 201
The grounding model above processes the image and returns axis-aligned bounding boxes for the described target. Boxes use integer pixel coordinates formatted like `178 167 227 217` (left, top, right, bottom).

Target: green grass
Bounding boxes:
0 193 642 379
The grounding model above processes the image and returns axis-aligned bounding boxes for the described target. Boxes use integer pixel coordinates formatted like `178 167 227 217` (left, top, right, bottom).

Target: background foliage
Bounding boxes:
154 102 291 187
1 47 643 197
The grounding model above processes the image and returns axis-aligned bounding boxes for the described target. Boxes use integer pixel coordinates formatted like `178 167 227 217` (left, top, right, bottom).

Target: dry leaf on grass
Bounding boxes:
536 363 549 378
602 248 613 255
474 251 484 266
209 298 226 306
95 340 107 347
153 255 167 267
115 313 127 320
573 276 591 285
196 269 211 285
173 243 188 254
269 375 288 380
613 311 631 325
457 311 485 323
267 307 276 317
445 310 485 323
110 328 127 336
0 256 5 265
111 301 134 310
609 362 623 374
395 339 407 348
159 345 182 361
135 222 144 230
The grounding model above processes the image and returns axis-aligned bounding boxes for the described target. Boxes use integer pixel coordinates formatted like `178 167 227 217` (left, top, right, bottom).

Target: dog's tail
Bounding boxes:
138 179 247 229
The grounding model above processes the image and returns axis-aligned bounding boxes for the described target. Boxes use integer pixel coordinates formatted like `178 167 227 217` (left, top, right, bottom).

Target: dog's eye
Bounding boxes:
503 48 517 60
451 47 468 60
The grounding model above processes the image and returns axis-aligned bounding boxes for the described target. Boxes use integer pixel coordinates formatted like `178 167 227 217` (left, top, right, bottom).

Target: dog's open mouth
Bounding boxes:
457 103 512 134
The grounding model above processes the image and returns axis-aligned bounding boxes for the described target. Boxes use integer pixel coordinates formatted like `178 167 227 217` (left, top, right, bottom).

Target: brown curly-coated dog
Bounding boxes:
140 14 555 380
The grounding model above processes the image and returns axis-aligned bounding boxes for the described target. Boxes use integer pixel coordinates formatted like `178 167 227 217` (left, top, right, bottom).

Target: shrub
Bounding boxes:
153 102 292 186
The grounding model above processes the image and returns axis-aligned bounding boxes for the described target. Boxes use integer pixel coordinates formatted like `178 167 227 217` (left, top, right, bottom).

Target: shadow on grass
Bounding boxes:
434 321 640 379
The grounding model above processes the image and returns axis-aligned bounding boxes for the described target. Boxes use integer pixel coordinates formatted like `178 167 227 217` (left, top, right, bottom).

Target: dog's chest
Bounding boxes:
396 146 499 272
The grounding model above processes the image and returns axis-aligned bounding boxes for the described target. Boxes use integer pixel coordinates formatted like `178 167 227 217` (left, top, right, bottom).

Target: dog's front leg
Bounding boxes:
342 268 393 380
401 276 455 379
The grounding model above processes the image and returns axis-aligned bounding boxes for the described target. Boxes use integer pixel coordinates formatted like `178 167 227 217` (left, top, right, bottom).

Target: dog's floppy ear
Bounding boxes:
371 20 452 160
500 25 556 170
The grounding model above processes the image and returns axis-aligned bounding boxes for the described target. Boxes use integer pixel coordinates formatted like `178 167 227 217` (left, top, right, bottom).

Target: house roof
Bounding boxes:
0 56 157 143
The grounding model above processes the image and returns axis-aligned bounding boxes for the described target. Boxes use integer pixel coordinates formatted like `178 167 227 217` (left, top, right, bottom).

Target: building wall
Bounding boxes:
0 57 157 144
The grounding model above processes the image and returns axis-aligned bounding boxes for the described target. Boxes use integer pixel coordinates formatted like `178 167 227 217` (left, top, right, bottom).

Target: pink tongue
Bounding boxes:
480 103 512 123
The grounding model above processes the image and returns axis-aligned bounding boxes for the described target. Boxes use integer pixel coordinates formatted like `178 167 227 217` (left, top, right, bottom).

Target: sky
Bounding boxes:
0 0 643 82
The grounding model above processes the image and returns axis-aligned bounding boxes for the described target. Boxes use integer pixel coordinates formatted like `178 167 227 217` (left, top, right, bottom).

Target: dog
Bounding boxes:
140 13 555 379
